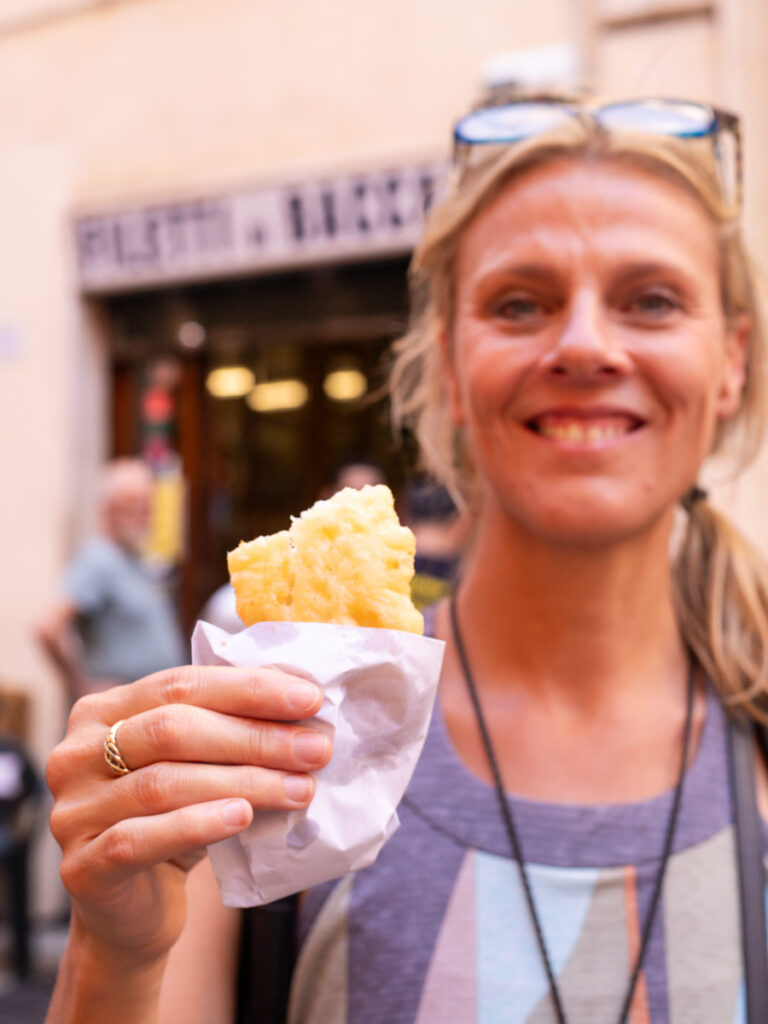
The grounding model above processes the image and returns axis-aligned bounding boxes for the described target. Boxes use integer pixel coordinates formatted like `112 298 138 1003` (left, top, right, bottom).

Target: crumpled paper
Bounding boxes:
191 620 445 907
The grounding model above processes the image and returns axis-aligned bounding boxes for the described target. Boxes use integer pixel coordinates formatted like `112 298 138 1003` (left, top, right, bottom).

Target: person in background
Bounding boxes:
318 458 387 498
36 458 186 703
405 477 470 609
198 581 244 635
0 729 44 978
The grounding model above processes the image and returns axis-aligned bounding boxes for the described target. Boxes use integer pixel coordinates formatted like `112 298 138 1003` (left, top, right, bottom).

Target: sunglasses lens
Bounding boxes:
454 103 571 144
598 100 715 138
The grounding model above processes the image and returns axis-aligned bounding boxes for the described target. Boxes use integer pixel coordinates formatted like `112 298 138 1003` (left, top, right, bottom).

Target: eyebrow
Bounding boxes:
470 262 562 286
607 261 693 284
471 257 697 290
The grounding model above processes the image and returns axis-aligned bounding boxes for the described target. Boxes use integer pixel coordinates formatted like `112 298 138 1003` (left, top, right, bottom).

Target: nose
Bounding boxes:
542 289 631 381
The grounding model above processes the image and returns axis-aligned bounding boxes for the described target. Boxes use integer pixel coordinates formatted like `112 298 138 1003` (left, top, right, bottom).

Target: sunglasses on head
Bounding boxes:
452 97 742 216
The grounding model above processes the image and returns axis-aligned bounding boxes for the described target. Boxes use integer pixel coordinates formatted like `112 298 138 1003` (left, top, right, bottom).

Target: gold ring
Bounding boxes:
104 720 131 776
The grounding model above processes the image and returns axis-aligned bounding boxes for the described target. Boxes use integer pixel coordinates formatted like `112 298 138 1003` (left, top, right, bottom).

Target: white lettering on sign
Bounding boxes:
75 161 448 293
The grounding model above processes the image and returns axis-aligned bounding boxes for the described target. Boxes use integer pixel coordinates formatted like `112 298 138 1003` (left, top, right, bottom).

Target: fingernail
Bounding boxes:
287 681 321 713
221 799 250 828
283 774 313 803
293 730 330 765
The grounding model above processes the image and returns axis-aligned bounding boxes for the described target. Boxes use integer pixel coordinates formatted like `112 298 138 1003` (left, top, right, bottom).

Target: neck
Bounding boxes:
104 533 140 559
455 506 688 712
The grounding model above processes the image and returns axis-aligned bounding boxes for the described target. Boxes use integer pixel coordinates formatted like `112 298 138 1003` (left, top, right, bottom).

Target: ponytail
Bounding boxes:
673 497 768 723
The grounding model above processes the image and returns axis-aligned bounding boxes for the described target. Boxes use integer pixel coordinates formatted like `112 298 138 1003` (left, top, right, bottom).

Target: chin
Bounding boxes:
495 488 675 548
122 531 150 553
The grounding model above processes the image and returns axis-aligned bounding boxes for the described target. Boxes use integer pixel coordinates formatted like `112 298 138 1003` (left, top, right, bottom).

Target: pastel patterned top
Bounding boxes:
288 663 768 1023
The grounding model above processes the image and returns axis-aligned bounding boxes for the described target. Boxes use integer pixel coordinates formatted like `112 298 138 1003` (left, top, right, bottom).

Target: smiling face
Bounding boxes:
445 157 747 546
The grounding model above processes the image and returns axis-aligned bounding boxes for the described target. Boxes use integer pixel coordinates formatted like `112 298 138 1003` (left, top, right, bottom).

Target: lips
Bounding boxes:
526 411 645 443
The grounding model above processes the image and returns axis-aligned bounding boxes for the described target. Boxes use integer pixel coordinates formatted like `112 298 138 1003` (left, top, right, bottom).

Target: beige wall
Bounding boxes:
3 0 571 207
0 0 122 31
595 13 716 100
714 0 768 549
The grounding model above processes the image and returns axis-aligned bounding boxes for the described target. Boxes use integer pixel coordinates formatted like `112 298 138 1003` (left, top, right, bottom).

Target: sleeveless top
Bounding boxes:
287 634 768 1023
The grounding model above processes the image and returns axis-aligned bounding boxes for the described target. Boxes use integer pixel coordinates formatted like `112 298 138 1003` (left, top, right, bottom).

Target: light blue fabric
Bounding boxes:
475 855 598 1024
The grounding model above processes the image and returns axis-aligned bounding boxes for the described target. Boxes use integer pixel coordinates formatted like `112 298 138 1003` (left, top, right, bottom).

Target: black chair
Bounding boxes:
0 736 43 978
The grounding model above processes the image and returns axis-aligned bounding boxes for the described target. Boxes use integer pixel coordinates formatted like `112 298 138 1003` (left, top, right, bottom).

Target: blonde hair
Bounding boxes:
389 105 768 721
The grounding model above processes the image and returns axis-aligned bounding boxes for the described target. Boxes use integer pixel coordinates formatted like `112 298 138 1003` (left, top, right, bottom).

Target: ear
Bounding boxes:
439 326 466 425
716 314 750 420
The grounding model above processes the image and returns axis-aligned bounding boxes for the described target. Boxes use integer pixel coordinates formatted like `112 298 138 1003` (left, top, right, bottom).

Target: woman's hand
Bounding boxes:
46 664 330 972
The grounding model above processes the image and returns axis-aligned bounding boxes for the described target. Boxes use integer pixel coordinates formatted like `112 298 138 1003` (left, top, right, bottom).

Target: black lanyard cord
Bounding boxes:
449 596 695 1024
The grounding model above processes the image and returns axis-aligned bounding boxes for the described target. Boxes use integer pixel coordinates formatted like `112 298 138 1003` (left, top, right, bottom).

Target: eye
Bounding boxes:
493 294 547 322
624 288 682 319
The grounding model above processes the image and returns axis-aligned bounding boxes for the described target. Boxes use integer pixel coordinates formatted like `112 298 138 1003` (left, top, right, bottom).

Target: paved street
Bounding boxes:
0 920 67 1023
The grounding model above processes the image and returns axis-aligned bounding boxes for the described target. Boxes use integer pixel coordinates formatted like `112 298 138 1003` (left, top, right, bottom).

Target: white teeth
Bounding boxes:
537 422 629 442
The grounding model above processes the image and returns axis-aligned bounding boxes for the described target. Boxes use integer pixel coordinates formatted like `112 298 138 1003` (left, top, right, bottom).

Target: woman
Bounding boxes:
45 94 768 1023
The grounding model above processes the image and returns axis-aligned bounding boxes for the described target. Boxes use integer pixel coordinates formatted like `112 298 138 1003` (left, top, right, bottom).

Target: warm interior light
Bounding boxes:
206 366 255 398
247 378 309 412
323 369 367 402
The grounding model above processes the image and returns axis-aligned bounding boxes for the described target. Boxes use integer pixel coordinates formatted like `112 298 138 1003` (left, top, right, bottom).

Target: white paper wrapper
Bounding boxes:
192 620 445 907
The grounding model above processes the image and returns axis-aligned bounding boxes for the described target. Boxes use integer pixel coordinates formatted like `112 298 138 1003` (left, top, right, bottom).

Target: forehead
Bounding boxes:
456 156 721 283
109 477 152 505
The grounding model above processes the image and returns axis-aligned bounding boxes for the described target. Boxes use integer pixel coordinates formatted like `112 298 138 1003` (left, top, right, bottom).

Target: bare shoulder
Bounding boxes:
158 857 241 1024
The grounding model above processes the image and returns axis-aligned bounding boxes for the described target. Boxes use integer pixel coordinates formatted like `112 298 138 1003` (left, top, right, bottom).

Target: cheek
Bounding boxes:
643 343 726 448
454 326 527 419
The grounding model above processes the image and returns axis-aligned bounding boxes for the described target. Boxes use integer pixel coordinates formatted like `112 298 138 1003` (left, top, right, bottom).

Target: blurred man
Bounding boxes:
36 458 186 702
317 459 386 498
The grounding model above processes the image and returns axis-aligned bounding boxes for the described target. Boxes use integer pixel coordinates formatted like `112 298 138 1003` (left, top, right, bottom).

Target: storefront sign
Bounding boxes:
75 160 449 293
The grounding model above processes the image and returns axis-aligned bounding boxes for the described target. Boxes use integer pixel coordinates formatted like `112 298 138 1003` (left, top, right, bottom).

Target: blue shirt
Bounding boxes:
64 536 186 683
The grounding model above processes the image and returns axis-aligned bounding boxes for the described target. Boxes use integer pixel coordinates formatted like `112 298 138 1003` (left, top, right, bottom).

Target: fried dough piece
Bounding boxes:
227 485 424 634
226 530 293 624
